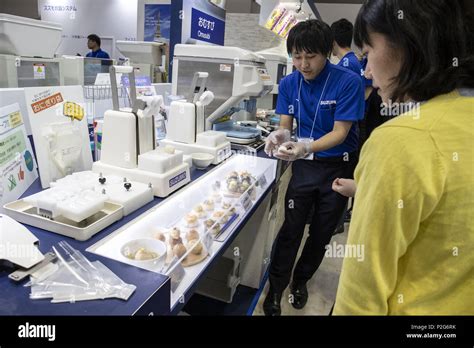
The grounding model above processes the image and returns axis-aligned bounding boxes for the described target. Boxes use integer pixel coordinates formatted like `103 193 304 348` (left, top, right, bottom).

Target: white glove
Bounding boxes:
264 129 291 156
274 141 312 162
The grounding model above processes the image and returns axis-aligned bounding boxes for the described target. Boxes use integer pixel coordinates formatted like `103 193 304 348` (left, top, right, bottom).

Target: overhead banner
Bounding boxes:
0 103 38 212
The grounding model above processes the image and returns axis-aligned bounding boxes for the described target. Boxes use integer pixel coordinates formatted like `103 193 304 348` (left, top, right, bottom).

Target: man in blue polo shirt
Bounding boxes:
86 34 110 59
331 19 362 77
263 20 364 316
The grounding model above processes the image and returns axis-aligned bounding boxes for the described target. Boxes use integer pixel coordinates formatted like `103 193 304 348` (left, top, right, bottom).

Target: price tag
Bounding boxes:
258 175 267 189
203 233 213 256
240 191 252 212
165 258 186 293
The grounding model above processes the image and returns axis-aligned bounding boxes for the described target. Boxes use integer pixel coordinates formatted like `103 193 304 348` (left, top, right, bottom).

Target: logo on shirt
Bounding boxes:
320 100 337 106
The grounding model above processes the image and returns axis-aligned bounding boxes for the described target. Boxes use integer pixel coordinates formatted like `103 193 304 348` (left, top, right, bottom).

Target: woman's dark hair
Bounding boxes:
287 20 333 57
87 34 101 47
354 0 474 102
331 18 354 48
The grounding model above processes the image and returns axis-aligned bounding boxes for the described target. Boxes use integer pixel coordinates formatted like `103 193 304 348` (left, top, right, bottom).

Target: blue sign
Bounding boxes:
121 76 152 87
190 8 225 45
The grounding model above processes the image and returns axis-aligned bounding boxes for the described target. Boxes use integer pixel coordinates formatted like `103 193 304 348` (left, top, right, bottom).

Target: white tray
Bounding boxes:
3 200 123 241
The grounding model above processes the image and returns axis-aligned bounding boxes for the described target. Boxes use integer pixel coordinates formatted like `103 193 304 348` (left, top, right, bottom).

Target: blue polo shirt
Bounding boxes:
276 60 364 158
337 51 362 78
86 49 110 59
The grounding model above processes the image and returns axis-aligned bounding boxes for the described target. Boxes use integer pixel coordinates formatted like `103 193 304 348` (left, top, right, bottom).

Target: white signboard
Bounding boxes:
24 86 93 188
0 104 39 212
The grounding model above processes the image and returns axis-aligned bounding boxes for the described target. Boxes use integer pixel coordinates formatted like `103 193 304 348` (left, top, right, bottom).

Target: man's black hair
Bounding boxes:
287 20 333 57
87 34 101 47
354 0 474 102
331 18 353 49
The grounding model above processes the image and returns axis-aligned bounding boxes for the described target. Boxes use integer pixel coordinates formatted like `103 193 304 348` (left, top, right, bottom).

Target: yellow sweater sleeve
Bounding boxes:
333 125 446 315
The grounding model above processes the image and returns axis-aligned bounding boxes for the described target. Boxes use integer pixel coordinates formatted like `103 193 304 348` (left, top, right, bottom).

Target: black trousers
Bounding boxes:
269 155 357 294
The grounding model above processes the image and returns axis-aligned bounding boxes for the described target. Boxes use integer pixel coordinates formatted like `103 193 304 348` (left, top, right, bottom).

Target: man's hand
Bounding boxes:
264 129 291 156
332 178 357 198
274 141 312 162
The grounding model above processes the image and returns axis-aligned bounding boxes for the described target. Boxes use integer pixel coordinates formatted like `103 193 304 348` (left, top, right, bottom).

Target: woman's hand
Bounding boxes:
332 178 357 198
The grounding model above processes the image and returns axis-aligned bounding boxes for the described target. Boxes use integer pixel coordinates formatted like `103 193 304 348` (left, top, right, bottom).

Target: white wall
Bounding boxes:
39 0 138 58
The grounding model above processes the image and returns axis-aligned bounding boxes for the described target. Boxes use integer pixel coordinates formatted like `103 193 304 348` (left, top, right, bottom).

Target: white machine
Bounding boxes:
0 14 64 88
92 66 191 197
162 71 232 164
161 44 273 158
256 49 292 110
116 40 167 84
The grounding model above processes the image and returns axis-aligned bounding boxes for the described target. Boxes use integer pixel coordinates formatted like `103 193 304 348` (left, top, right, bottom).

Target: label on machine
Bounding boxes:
220 64 232 72
33 64 46 80
169 171 187 188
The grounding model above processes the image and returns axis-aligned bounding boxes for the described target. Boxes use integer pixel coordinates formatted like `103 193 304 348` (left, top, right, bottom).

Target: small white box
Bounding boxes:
196 131 227 148
138 149 183 174
59 191 108 223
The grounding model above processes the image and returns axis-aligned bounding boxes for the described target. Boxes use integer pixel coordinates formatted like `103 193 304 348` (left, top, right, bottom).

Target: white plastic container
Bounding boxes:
0 13 62 58
116 40 164 65
138 149 184 174
166 101 196 144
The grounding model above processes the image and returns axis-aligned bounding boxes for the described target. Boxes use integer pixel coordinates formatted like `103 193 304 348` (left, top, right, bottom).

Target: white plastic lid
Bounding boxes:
0 13 62 30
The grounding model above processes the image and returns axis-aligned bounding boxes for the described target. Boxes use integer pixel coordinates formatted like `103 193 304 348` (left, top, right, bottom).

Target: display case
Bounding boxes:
88 154 277 310
61 56 115 86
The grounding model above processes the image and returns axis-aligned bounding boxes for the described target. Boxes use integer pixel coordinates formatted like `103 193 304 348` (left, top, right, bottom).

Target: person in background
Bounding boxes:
333 0 474 315
330 18 364 234
331 19 362 77
86 34 110 59
263 20 364 316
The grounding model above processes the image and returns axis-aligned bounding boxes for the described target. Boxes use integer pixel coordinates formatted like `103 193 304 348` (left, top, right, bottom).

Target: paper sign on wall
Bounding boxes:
24 86 93 189
0 103 39 212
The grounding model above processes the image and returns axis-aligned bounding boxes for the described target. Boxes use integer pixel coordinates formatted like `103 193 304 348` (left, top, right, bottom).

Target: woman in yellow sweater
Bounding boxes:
332 0 474 315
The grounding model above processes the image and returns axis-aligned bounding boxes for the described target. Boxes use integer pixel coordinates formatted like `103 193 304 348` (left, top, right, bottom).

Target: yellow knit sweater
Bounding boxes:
334 90 474 315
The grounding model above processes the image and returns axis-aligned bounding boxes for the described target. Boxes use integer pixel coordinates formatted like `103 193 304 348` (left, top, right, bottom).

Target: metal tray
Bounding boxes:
3 200 124 241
